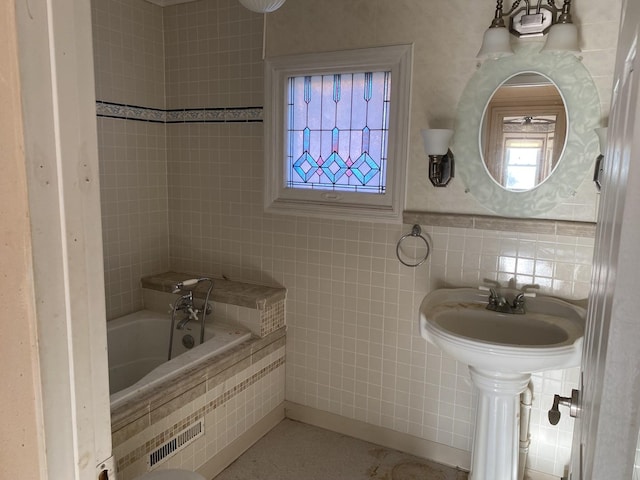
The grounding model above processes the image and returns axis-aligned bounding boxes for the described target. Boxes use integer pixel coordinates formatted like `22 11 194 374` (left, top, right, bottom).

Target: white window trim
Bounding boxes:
264 44 413 223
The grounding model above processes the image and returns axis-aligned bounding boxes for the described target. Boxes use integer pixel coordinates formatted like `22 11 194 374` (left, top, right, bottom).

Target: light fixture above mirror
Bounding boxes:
477 0 580 59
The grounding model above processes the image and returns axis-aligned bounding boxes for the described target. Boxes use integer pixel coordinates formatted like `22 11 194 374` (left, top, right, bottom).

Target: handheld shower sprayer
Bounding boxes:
172 277 210 293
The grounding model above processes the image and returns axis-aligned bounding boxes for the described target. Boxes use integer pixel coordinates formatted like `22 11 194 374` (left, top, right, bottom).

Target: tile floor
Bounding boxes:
214 419 468 480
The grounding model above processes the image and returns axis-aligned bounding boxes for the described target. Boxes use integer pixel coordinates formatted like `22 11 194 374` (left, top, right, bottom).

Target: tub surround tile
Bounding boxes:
251 335 287 364
114 353 286 473
149 381 207 424
141 271 286 309
112 410 152 447
112 403 151 434
205 357 253 392
112 327 286 440
259 300 286 336
403 211 597 237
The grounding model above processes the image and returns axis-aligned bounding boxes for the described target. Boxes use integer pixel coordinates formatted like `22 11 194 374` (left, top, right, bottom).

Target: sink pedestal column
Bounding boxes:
468 367 531 480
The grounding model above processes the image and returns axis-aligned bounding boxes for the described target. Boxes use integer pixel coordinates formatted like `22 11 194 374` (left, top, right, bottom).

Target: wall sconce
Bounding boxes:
477 0 580 59
593 127 607 191
422 129 454 187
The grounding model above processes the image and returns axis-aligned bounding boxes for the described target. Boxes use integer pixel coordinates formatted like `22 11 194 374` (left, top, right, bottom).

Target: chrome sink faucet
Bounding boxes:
485 282 538 314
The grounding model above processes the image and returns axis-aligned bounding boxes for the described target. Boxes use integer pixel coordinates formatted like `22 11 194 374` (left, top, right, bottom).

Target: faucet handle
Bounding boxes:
521 284 540 297
482 278 502 289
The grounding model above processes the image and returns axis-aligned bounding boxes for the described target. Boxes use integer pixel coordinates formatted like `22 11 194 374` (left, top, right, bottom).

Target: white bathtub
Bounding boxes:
107 309 252 409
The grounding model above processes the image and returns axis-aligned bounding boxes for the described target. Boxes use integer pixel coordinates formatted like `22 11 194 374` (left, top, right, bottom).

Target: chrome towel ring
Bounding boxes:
396 224 430 267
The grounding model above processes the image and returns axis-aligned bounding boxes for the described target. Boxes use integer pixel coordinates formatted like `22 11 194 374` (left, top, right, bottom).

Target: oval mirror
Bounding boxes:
452 44 600 218
481 73 567 191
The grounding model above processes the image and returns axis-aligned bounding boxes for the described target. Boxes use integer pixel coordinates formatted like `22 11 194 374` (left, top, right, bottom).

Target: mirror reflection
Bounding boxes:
481 73 567 191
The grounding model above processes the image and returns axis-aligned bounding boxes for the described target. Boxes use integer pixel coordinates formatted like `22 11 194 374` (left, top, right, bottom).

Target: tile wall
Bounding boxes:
113 345 285 479
92 0 165 109
164 0 263 108
92 0 169 319
92 0 617 477
97 117 169 319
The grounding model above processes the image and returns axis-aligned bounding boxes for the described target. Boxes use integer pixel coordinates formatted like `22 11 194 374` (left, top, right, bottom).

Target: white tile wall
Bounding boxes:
165 125 593 473
91 0 165 109
164 0 263 109
97 117 169 319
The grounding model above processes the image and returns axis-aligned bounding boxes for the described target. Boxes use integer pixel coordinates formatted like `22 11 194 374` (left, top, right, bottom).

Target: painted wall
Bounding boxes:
92 0 621 476
0 2 44 478
268 0 620 221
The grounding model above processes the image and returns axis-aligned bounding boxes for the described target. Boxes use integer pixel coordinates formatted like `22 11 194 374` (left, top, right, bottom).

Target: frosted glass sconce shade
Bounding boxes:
422 129 454 156
238 0 286 13
477 27 514 59
422 129 455 187
541 22 580 53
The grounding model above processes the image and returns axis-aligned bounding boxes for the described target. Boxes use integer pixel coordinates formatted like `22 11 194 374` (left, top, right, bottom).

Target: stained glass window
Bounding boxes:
286 71 391 194
264 45 411 221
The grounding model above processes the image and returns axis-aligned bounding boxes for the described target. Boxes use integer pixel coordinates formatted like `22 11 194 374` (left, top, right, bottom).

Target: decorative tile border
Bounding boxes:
117 356 285 472
403 210 597 238
96 101 166 123
96 101 263 124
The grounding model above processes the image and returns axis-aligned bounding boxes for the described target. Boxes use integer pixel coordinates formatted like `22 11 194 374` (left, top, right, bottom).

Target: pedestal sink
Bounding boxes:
419 288 585 480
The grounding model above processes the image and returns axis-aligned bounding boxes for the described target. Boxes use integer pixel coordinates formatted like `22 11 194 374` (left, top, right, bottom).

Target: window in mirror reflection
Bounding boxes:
482 74 566 191
502 115 557 190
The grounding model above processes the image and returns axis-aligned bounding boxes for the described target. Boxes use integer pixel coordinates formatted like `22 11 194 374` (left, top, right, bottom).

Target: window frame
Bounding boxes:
264 45 413 222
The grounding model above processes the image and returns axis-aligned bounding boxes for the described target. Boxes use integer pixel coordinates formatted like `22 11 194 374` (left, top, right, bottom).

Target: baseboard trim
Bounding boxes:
284 401 470 470
196 402 285 480
284 401 561 480
527 471 561 480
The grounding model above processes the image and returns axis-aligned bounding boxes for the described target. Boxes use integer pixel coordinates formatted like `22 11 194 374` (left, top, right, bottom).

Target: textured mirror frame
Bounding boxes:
453 44 600 217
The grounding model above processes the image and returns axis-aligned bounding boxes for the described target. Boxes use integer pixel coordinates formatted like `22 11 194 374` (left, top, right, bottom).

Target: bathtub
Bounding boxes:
107 309 252 409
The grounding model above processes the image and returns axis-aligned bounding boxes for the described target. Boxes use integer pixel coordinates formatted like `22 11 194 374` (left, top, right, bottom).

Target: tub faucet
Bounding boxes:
172 291 200 329
168 278 215 360
176 309 198 329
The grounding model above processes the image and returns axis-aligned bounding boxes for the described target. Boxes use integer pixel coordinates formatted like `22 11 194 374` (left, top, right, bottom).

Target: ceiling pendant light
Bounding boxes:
238 0 286 13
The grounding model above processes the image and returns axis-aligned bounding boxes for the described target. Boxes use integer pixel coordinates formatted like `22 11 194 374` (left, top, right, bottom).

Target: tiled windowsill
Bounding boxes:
403 211 597 238
141 271 286 310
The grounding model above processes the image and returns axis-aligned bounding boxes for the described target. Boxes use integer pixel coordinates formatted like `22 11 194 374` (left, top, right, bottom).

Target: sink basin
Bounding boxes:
419 287 585 479
419 287 585 373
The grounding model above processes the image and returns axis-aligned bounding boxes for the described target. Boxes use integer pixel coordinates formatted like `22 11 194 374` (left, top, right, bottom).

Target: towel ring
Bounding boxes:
396 224 430 267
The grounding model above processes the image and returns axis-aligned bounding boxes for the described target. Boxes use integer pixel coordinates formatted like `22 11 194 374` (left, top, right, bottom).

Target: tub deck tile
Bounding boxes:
111 403 150 437
141 271 286 309
150 380 207 424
